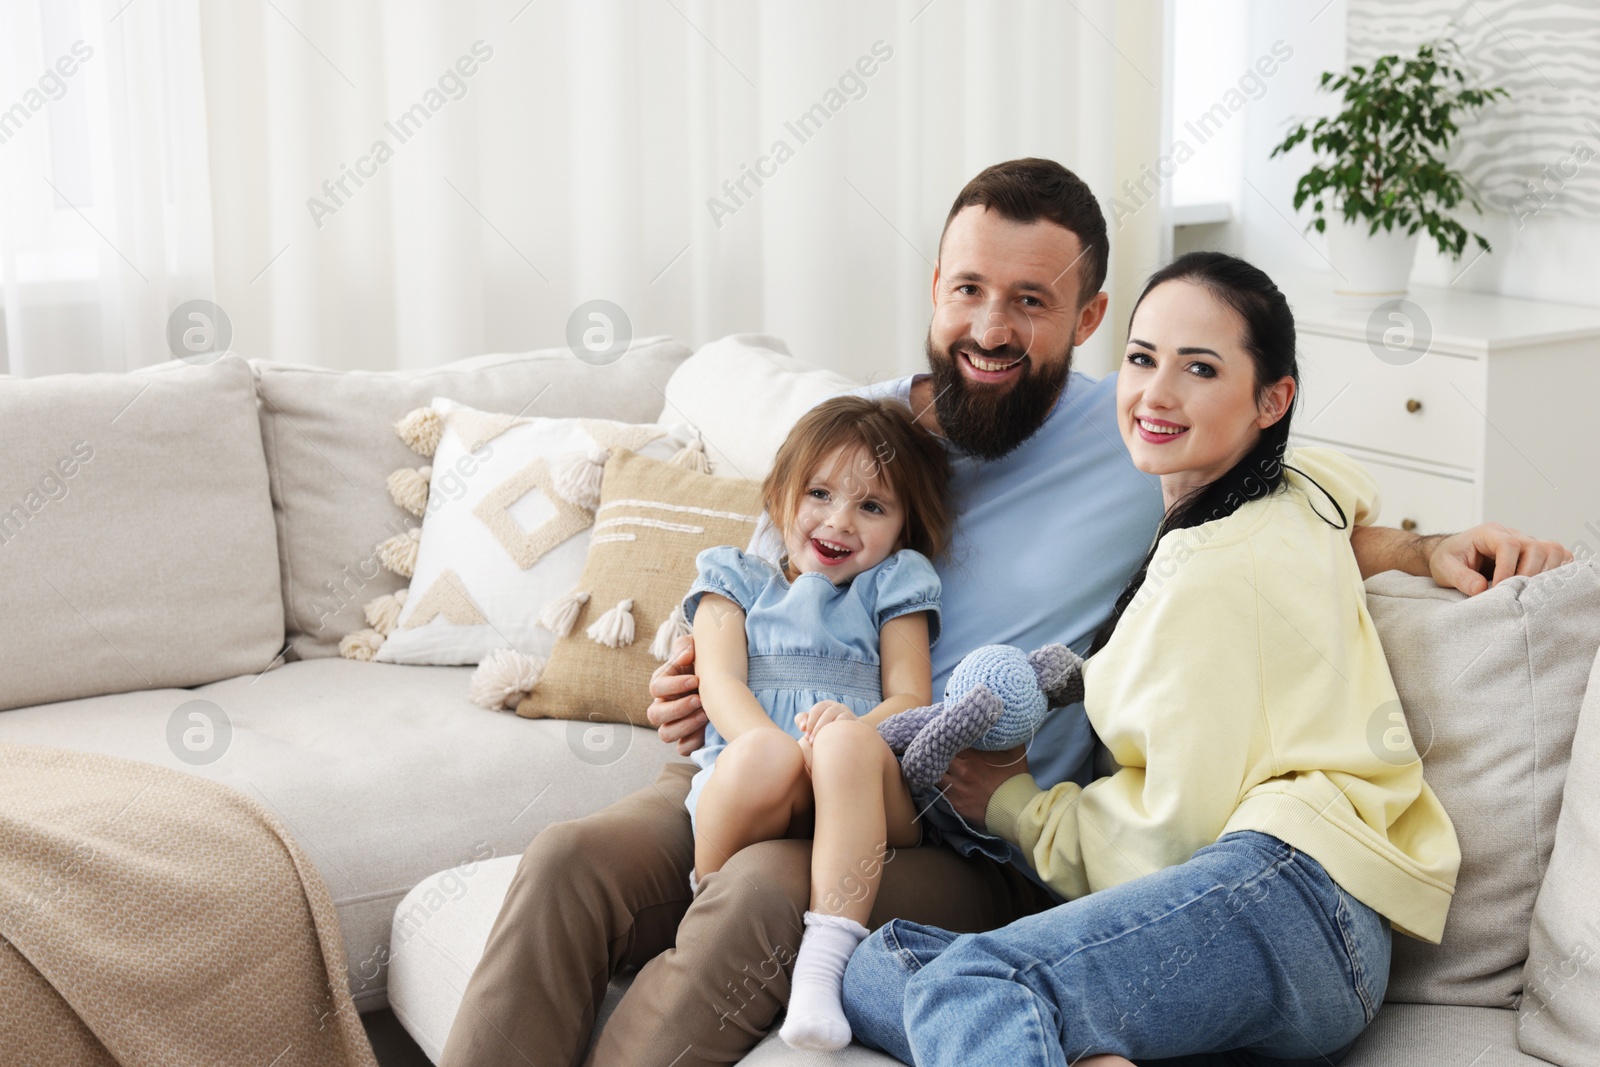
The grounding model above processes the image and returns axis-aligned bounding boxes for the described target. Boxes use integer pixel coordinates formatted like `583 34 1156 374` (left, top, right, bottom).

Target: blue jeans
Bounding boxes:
842 831 1390 1066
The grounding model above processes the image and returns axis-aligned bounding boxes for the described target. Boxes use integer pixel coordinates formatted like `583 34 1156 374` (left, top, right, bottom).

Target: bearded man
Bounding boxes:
442 158 1571 1067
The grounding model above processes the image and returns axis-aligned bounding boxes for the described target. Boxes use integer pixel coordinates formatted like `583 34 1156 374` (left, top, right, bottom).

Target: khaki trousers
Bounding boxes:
439 760 1057 1067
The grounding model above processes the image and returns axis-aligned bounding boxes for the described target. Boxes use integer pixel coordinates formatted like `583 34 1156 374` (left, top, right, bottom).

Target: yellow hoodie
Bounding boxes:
986 447 1460 942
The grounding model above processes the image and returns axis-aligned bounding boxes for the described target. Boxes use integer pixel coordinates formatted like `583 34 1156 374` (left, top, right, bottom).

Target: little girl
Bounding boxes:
680 394 950 1052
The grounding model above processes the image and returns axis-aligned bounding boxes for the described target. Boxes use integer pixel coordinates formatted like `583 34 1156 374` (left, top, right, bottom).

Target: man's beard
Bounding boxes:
925 333 1073 461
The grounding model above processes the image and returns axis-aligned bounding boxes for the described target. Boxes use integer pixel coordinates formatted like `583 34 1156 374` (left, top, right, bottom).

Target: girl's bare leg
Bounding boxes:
781 720 920 1051
692 728 812 880
808 719 921 925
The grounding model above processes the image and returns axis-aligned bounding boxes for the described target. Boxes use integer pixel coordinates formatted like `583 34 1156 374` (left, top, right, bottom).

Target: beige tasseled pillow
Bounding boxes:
506 449 762 726
337 399 707 668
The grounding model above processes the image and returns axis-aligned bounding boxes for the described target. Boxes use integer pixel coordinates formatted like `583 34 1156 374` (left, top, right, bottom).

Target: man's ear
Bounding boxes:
1074 291 1109 347
929 261 942 309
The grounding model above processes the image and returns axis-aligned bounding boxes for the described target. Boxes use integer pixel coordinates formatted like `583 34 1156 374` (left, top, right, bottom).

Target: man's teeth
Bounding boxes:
1138 418 1186 435
967 353 1021 372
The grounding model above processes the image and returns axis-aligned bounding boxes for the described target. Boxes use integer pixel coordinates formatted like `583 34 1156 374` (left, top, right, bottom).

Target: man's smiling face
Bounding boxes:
924 205 1108 460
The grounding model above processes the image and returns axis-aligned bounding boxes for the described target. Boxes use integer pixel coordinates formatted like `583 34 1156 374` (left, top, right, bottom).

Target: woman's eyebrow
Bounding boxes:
1177 346 1222 358
1127 337 1155 349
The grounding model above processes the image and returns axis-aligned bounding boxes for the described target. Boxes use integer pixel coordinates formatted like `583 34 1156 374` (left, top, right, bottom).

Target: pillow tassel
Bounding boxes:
552 446 608 510
586 598 636 648
387 465 433 518
376 526 422 579
536 587 591 637
363 587 409 636
339 628 385 661
649 602 691 662
469 647 546 711
669 433 712 474
395 406 443 458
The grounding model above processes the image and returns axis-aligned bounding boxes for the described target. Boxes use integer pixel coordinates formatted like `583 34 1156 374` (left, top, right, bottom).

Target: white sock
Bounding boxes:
778 911 869 1052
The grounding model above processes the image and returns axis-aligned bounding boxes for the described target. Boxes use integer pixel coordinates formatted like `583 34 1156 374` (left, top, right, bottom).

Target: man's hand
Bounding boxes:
1428 522 1574 596
940 745 1029 827
647 635 708 756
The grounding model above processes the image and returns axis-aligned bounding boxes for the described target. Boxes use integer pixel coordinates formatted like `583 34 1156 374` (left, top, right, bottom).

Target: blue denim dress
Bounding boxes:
680 545 941 829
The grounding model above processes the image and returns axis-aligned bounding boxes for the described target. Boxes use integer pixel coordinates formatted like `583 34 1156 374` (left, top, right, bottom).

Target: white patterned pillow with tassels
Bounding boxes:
336 397 706 667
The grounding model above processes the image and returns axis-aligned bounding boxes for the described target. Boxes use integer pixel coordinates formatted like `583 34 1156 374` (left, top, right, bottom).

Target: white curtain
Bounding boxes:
0 0 215 376
7 0 1136 382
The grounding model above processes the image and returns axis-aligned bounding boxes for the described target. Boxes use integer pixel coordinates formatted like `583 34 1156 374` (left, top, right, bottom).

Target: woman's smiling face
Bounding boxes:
1118 278 1294 510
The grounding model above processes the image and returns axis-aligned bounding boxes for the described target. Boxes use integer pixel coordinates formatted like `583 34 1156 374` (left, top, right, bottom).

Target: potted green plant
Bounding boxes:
1270 40 1507 295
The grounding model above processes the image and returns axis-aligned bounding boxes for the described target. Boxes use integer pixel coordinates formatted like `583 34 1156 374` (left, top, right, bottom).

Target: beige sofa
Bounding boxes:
2 342 1596 1067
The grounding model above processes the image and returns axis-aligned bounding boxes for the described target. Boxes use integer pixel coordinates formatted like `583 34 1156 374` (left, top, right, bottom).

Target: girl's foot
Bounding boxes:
779 911 870 1051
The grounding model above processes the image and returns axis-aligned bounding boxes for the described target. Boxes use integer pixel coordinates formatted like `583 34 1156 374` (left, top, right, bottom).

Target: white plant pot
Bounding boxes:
1325 216 1420 296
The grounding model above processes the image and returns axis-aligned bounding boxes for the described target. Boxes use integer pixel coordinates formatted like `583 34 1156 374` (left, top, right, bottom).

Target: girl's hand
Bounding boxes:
797 700 856 743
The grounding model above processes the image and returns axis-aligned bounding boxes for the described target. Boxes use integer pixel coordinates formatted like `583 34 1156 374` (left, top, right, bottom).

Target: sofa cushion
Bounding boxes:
0 659 681 1010
254 338 692 661
387 856 531 1064
0 355 283 711
1517 644 1600 1066
658 334 857 480
1365 560 1600 1009
1340 1003 1554 1066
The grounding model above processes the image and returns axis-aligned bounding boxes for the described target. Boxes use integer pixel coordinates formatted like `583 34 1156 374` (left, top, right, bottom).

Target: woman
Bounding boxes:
840 251 1462 1066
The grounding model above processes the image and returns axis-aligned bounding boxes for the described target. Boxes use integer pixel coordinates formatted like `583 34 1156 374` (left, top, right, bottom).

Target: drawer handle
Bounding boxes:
1401 518 1418 532
1405 399 1423 414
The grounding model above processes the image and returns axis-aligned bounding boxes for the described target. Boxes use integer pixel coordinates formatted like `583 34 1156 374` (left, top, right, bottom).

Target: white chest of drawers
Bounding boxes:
1279 271 1600 554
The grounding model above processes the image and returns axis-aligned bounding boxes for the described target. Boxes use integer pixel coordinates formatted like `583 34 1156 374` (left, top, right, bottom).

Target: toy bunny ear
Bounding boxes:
1027 644 1087 707
878 703 942 755
901 686 1005 793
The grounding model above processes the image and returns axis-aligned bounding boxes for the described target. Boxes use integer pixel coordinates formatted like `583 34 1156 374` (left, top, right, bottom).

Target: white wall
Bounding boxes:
1227 0 1348 279
1184 0 1600 310
1167 0 1249 213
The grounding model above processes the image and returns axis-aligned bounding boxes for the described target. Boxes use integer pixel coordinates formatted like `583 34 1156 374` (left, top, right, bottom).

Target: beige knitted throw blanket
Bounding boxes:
0 743 376 1067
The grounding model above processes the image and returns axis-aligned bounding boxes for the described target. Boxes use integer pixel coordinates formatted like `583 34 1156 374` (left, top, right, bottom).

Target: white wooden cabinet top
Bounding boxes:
1277 270 1600 356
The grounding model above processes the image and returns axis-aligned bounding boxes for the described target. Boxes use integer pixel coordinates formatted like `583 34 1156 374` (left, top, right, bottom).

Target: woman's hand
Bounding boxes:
940 745 1030 827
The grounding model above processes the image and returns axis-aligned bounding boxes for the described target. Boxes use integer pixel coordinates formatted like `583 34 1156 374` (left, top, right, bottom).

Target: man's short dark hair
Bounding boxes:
938 158 1109 305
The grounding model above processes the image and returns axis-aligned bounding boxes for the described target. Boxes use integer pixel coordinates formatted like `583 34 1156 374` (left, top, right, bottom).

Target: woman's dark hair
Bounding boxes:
1089 251 1330 654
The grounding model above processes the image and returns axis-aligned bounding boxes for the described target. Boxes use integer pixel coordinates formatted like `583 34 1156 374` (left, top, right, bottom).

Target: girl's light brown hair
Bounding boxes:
763 395 952 561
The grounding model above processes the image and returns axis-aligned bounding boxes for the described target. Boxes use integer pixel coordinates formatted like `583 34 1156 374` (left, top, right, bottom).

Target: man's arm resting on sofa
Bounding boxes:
1351 521 1574 596
648 635 708 755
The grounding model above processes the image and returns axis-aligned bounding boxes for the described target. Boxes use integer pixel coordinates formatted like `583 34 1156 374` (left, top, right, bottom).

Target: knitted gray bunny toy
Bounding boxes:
878 643 1087 793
